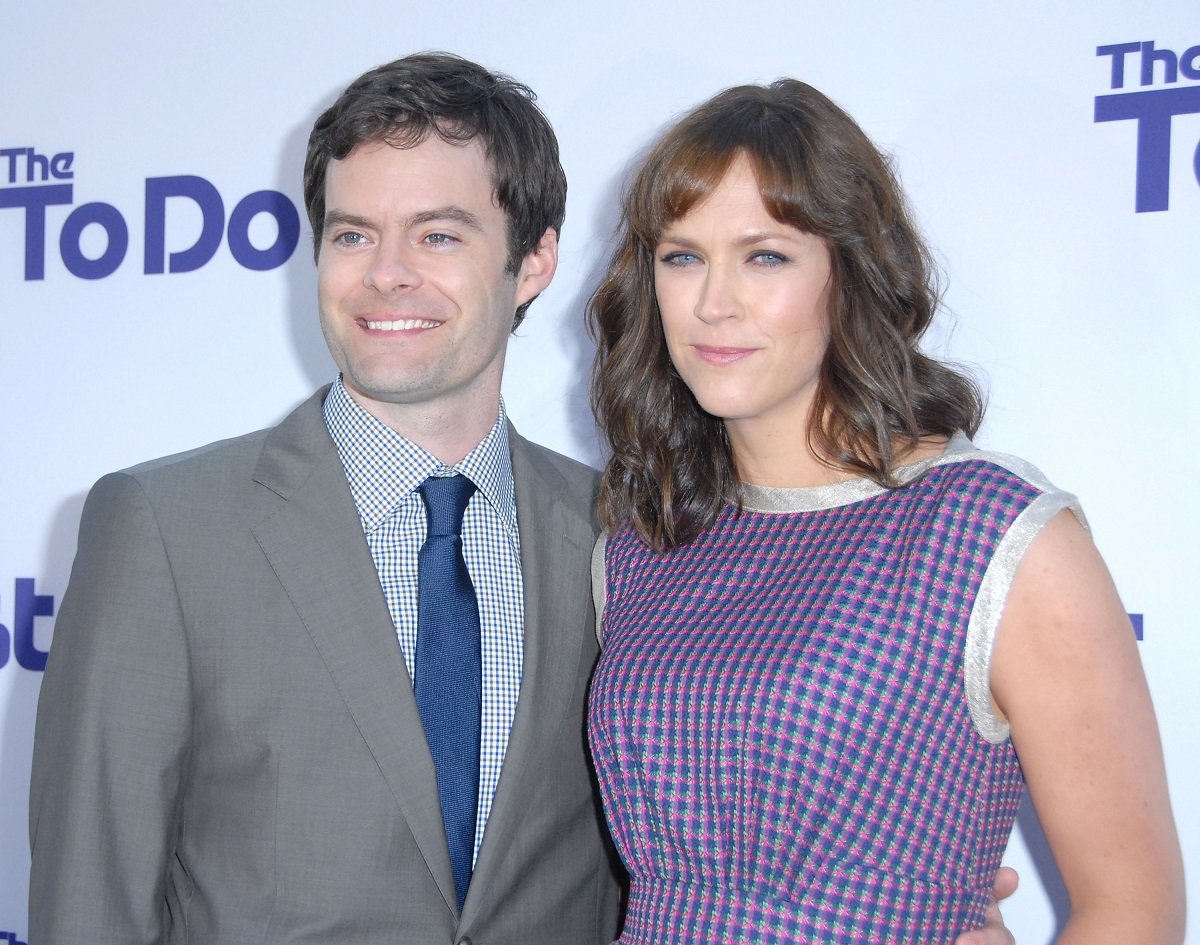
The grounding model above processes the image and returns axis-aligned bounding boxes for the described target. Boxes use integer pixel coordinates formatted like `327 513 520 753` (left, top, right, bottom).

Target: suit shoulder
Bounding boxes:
112 426 273 489
509 432 599 500
107 390 329 493
523 440 599 486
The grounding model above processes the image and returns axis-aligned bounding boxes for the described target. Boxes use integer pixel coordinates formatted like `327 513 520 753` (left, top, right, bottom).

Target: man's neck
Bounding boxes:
344 385 502 466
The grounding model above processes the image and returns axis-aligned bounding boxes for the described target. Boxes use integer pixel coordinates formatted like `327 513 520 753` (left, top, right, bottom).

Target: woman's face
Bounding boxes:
655 155 833 451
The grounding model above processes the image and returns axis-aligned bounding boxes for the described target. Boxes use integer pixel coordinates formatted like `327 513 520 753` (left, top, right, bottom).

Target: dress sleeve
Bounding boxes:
965 487 1087 742
591 532 608 645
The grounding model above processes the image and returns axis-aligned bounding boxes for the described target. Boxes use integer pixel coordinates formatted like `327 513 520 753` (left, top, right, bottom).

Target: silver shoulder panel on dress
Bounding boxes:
592 532 608 645
953 448 1086 743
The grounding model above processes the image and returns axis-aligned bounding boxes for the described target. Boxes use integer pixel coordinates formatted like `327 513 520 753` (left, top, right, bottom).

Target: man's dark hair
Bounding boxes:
303 51 566 328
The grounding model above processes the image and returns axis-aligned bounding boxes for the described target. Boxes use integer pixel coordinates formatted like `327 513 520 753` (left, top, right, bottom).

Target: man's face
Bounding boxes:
317 136 555 428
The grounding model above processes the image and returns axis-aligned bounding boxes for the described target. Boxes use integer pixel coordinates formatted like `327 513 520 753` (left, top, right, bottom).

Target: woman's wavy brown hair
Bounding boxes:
588 79 984 550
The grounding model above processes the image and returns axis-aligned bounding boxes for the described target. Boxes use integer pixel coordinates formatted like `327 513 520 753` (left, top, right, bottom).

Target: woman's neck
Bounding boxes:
729 423 950 489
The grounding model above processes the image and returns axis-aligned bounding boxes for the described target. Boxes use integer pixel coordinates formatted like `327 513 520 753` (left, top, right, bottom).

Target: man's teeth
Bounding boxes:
365 318 440 330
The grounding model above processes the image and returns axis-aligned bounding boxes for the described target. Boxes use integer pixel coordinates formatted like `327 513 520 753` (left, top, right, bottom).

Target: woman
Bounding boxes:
586 80 1184 944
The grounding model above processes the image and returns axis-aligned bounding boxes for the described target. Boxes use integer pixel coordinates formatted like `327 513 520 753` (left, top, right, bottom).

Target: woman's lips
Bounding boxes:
691 345 757 365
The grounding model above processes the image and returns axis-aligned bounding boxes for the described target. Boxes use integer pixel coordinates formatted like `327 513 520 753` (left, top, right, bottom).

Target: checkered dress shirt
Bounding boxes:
323 378 524 863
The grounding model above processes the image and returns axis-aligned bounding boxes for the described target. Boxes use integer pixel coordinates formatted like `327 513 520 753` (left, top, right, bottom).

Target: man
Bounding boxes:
29 52 1016 944
30 52 621 944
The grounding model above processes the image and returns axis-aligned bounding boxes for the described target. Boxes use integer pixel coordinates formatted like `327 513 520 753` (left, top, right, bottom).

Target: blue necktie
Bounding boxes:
415 474 481 912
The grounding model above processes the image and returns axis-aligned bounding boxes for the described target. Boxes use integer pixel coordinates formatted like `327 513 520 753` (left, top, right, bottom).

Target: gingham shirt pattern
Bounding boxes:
324 379 523 863
590 457 1067 944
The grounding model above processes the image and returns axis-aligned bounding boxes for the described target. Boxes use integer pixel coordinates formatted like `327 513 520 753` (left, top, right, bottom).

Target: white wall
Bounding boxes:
2 2 1197 941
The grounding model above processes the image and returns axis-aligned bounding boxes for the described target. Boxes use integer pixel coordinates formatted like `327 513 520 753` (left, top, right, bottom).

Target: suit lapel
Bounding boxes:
248 390 458 913
463 429 596 918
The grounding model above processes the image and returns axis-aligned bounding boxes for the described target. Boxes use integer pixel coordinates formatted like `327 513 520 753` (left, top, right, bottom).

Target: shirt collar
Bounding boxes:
323 377 516 534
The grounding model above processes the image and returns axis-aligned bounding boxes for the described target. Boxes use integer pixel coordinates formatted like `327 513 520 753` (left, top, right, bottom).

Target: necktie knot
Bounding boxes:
418 474 477 537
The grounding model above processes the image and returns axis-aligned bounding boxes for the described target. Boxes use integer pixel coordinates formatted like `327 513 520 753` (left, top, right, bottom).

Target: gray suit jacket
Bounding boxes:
29 389 623 945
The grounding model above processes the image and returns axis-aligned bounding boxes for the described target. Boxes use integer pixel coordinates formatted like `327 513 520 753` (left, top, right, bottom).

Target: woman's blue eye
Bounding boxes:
752 251 787 266
660 252 698 267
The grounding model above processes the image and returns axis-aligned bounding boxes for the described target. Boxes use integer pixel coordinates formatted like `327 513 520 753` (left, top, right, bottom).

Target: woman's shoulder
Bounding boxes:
889 435 1091 559
906 434 1077 509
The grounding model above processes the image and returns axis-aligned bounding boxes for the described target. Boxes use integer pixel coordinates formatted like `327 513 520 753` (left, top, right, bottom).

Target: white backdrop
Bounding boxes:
2 2 1197 942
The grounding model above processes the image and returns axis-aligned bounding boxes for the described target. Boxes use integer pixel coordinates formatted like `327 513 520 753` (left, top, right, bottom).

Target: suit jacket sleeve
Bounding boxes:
30 471 191 945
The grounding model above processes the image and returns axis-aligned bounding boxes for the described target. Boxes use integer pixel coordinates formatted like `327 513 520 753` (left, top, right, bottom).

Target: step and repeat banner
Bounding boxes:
2 2 1197 942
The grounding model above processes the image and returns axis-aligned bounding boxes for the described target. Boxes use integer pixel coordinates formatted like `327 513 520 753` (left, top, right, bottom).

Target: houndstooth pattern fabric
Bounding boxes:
589 455 1072 944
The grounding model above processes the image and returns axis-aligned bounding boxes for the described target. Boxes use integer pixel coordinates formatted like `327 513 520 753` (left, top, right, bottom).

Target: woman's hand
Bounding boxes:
953 866 1018 945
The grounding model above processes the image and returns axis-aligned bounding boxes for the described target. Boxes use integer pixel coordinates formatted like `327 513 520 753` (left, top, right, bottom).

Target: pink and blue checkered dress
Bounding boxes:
589 441 1079 944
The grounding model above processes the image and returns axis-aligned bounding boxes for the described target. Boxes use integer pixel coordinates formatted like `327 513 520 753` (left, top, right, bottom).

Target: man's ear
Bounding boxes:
515 227 559 306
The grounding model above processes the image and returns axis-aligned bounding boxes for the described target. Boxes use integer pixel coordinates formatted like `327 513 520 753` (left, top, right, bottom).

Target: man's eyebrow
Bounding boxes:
323 210 374 232
322 206 484 233
406 206 483 231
